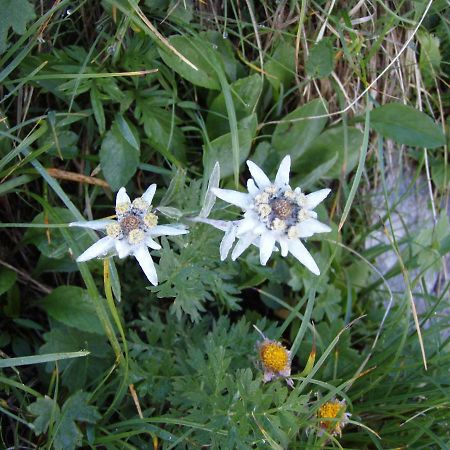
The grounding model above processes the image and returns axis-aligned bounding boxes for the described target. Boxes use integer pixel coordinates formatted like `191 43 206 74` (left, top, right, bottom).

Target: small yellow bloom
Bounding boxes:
260 341 289 372
255 326 293 387
317 399 350 437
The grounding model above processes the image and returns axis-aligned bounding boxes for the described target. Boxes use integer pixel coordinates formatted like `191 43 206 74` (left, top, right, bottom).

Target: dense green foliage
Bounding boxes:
0 1 449 448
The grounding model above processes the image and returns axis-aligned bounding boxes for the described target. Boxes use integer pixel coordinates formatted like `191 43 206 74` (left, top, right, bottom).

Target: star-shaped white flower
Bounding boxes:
200 156 331 275
70 185 188 285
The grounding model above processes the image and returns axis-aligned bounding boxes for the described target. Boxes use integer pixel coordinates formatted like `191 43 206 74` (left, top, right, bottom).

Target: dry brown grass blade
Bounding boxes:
46 168 109 188
129 383 144 419
129 2 199 71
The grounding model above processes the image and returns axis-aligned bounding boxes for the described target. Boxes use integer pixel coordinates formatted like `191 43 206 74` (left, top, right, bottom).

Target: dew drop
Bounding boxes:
222 31 228 39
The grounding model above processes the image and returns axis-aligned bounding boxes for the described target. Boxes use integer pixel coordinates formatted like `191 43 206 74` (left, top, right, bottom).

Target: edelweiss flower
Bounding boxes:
317 398 351 437
70 185 188 285
202 156 331 274
255 326 293 387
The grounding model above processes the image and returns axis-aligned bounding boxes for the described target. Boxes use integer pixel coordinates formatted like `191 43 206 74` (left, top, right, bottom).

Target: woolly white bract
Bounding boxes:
70 185 188 285
198 156 331 275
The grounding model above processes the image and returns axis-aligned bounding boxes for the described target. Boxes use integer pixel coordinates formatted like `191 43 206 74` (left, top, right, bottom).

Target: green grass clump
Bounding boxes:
0 1 449 448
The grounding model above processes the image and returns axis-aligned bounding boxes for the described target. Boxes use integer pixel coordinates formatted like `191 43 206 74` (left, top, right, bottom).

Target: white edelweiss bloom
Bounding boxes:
70 185 188 285
198 156 331 275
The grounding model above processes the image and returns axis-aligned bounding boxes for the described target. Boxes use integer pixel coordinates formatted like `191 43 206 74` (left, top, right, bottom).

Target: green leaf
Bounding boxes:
54 391 101 450
305 39 335 78
204 30 239 82
370 103 445 148
0 268 16 296
40 130 79 159
23 208 91 260
40 286 105 334
265 40 296 94
28 396 60 435
272 99 328 160
204 114 257 178
135 97 186 161
0 351 89 368
90 84 105 135
100 117 140 191
292 126 363 181
40 324 111 390
115 114 140 151
158 34 220 89
417 30 441 88
311 285 342 322
0 0 36 53
207 74 263 139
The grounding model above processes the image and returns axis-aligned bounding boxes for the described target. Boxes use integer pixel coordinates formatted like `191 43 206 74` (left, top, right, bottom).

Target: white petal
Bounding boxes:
306 188 331 210
274 155 291 187
189 217 232 232
146 236 161 250
246 161 271 189
212 188 251 210
134 245 158 285
279 237 289 257
231 233 255 260
259 233 276 265
69 219 113 230
142 184 157 204
116 187 131 206
199 162 220 218
263 371 276 383
288 240 320 275
148 225 188 236
247 178 259 196
115 239 132 259
298 219 331 237
76 237 115 262
220 223 237 260
236 217 258 236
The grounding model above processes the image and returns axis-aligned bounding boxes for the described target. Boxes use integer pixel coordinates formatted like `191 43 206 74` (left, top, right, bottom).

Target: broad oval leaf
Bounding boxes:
100 119 140 191
272 99 328 160
204 114 257 178
306 39 335 79
371 103 445 148
292 126 363 182
265 40 296 95
207 74 263 138
158 35 220 90
40 286 105 335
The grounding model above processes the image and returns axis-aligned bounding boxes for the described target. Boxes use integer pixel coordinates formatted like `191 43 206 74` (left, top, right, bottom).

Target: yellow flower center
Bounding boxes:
318 401 345 431
297 209 310 222
106 223 122 239
128 228 145 245
132 197 149 211
144 212 158 228
116 202 131 215
287 226 299 239
260 341 289 372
